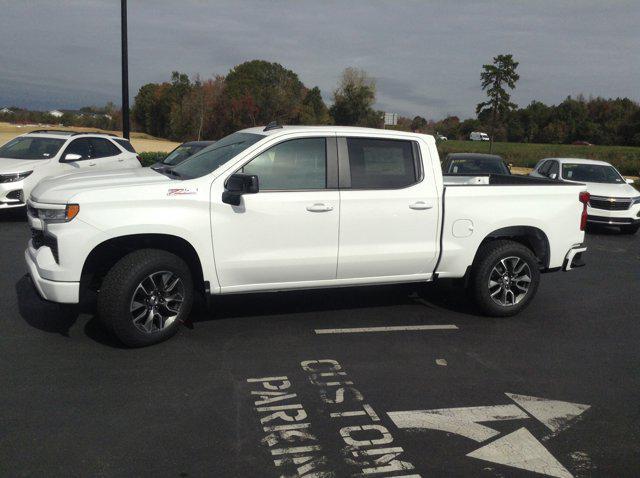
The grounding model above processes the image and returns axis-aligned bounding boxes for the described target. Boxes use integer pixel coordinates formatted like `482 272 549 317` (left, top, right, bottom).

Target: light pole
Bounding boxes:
121 0 130 139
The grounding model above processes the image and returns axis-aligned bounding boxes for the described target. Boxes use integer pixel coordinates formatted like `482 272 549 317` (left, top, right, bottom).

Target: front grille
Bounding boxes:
30 228 59 263
589 196 632 211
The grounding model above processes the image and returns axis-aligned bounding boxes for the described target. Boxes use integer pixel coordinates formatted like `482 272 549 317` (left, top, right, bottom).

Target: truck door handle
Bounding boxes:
118 159 125 162
409 201 432 210
88 163 97 167
306 203 333 212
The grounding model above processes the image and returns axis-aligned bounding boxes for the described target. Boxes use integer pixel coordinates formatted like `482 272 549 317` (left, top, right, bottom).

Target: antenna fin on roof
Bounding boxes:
263 121 283 132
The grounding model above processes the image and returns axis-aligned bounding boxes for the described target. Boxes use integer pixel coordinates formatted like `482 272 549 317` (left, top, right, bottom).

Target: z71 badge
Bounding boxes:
167 188 197 196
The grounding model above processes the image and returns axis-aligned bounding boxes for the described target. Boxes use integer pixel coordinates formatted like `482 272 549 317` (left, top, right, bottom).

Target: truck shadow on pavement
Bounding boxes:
190 280 478 323
15 275 81 336
16 275 478 347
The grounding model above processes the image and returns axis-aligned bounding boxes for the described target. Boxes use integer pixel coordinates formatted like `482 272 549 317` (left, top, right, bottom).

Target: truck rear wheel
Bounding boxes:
97 249 194 347
468 240 540 317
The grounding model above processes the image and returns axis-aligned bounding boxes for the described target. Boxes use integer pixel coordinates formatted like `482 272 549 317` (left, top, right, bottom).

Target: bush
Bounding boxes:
138 152 167 167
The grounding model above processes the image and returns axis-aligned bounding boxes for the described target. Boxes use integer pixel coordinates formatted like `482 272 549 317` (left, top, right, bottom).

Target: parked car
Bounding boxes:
470 131 490 141
26 126 588 346
0 130 141 210
530 157 640 234
442 153 510 175
436 133 448 141
151 141 215 171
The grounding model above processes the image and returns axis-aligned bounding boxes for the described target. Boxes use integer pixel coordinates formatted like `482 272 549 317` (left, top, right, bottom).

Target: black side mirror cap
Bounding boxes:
222 173 259 205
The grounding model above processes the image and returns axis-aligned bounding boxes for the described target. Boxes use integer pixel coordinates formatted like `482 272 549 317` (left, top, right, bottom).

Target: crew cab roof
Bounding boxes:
238 125 434 141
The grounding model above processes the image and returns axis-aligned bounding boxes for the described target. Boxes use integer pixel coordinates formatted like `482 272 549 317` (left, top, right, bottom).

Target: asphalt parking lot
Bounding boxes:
1 208 639 478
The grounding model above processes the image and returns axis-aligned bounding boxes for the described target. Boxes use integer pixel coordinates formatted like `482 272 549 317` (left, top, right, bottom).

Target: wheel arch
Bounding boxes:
81 233 206 297
476 226 551 270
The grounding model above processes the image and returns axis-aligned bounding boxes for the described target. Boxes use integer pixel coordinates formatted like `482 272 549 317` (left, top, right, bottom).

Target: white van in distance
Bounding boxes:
470 132 490 141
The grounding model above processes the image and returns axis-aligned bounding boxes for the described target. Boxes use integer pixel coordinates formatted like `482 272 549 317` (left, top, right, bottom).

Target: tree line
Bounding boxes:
129 62 380 141
2 57 639 147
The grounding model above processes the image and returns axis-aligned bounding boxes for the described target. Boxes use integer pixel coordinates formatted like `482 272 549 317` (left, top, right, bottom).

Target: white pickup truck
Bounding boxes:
25 126 589 346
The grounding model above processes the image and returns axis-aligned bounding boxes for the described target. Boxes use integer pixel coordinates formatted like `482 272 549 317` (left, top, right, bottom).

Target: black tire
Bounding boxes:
97 249 194 347
620 224 639 235
468 240 540 317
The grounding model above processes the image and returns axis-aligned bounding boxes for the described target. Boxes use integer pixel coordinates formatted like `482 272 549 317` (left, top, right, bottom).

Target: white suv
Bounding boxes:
0 130 141 209
530 157 640 234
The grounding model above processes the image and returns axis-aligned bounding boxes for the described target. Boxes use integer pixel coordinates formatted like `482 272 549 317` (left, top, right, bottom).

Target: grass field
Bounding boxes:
0 122 179 153
438 140 640 177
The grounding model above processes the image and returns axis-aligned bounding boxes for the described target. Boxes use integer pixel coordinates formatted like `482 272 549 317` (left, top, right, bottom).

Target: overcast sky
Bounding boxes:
0 0 638 119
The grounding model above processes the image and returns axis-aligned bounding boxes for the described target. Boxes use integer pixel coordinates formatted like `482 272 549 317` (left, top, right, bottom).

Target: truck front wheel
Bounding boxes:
97 249 194 347
468 240 540 317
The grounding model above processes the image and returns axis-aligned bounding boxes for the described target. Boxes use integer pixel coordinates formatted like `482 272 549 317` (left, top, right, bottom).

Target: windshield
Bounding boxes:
172 132 264 179
562 163 624 183
163 144 207 166
0 136 65 160
446 157 508 175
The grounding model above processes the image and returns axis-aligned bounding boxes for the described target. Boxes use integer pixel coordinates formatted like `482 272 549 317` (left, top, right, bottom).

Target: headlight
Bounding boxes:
0 171 33 183
631 196 640 205
37 204 80 223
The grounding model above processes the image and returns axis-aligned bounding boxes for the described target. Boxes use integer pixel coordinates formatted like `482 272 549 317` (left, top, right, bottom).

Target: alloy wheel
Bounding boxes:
129 271 185 333
488 256 532 307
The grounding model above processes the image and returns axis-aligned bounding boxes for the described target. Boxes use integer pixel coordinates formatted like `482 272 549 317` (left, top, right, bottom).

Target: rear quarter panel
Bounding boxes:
437 183 586 277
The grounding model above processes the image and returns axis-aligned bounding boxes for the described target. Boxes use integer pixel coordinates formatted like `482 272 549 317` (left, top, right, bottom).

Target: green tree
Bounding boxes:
476 54 520 152
411 115 427 132
299 87 331 125
225 60 306 126
330 67 381 127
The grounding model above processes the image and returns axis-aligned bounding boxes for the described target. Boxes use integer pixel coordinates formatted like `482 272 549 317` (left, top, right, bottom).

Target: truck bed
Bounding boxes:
436 174 586 278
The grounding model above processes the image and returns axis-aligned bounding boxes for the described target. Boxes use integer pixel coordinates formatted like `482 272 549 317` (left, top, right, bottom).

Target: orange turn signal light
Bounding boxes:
66 204 80 221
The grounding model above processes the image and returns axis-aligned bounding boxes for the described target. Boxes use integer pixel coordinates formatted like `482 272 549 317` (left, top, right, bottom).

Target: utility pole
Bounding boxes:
121 0 130 139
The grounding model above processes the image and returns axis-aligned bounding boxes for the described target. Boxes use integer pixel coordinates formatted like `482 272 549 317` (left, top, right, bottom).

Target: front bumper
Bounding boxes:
0 179 25 208
562 246 587 271
587 215 640 226
25 248 79 303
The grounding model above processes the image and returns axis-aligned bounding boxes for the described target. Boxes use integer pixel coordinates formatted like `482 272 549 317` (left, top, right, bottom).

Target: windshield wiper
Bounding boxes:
163 168 183 179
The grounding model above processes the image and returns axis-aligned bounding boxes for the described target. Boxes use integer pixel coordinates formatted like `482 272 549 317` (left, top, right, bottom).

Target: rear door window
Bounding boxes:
90 138 121 158
346 138 418 189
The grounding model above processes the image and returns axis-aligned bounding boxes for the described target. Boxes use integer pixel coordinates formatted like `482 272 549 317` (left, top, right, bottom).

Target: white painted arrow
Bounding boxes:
467 427 573 478
388 404 528 442
506 393 591 434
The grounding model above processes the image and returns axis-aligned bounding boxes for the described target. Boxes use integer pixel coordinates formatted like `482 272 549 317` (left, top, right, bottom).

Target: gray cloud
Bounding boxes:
0 0 638 119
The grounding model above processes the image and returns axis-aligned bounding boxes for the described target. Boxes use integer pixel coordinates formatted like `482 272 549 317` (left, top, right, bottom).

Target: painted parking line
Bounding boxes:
314 324 458 334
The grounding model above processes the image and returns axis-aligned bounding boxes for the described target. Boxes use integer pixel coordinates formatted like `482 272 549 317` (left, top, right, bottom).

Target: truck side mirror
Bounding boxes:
222 173 259 206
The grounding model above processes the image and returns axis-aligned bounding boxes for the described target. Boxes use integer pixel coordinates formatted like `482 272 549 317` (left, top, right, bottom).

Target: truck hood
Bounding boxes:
0 157 50 174
30 167 171 204
581 181 639 198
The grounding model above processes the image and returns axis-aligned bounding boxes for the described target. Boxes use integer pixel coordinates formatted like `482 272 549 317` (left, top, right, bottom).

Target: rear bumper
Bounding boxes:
563 246 587 271
25 248 79 303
